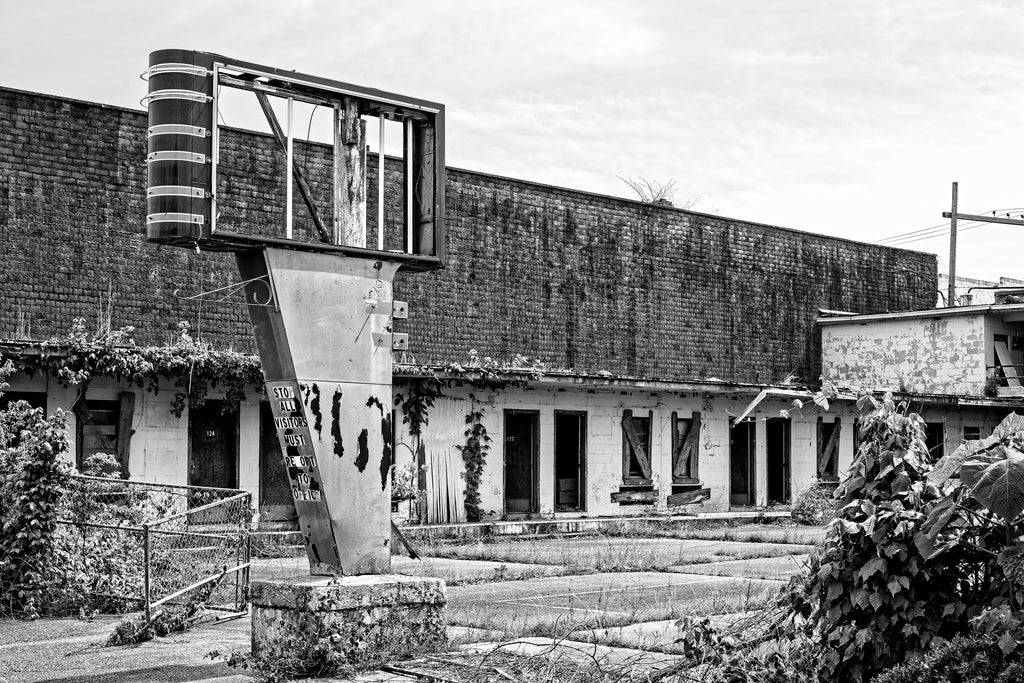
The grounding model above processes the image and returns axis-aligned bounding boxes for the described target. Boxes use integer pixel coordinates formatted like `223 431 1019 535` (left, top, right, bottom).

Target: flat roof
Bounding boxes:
817 303 1024 326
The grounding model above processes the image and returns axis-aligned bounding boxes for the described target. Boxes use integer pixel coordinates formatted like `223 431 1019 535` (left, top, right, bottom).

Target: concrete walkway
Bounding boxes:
1 523 819 682
0 616 250 683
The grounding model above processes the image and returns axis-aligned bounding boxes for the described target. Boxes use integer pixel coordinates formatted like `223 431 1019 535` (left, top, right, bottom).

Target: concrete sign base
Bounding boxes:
250 574 447 668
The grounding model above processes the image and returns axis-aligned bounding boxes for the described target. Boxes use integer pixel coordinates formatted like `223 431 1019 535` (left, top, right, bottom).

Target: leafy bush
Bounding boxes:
791 482 837 525
874 635 1024 683
0 402 72 617
782 394 968 682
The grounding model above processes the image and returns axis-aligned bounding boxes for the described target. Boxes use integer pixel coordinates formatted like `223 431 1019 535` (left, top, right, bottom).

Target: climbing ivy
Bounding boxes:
3 319 263 417
393 375 446 438
395 353 546 522
457 394 491 523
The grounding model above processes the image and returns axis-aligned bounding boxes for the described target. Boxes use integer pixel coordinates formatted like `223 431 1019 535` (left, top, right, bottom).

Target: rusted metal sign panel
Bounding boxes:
238 249 397 576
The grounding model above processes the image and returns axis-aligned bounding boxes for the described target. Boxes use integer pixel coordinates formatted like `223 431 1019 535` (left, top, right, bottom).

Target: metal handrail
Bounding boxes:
150 492 251 528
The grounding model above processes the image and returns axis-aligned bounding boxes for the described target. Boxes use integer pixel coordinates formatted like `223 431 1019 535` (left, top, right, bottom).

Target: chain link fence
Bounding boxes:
57 476 251 620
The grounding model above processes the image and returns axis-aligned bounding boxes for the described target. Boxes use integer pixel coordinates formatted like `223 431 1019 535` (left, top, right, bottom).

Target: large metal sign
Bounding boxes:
145 49 444 575
143 48 445 270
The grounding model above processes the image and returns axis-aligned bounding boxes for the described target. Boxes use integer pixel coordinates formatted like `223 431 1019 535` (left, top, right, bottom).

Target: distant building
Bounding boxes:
820 304 1024 461
938 274 1024 307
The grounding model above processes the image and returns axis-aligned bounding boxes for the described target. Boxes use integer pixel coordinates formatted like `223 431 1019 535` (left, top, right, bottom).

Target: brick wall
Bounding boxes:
0 86 938 385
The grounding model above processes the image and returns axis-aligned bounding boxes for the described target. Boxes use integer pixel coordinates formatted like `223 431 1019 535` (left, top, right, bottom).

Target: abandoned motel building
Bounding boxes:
2 84 1024 526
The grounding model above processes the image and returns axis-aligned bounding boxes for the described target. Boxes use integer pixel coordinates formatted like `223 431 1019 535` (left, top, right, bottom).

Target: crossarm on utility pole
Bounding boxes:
254 91 334 244
942 211 1024 227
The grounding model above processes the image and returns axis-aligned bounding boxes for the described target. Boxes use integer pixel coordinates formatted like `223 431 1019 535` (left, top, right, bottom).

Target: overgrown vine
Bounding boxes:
393 375 446 439
457 393 491 522
4 318 263 417
395 352 545 522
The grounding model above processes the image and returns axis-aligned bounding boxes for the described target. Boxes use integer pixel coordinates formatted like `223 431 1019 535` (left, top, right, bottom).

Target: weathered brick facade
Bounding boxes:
0 86 937 385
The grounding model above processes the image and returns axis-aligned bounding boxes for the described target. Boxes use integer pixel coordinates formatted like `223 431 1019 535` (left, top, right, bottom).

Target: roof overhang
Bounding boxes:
392 365 802 396
817 303 1024 326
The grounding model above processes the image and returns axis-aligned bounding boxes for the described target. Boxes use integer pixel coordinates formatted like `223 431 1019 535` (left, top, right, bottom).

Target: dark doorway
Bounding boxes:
730 420 756 506
259 401 296 523
504 410 539 514
554 411 586 511
925 422 945 462
766 418 791 504
189 400 238 490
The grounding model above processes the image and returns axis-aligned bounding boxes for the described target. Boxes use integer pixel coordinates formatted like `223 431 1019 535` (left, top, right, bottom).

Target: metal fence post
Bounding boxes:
143 523 151 624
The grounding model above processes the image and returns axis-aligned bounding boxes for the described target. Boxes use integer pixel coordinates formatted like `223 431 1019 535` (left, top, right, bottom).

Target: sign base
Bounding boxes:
250 574 447 669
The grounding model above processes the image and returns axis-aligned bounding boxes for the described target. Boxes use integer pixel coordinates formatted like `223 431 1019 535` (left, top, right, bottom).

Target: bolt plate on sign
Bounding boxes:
392 333 409 351
392 300 408 319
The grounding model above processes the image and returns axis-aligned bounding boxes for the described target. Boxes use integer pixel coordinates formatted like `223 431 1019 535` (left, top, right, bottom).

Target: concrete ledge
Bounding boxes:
251 574 447 668
253 511 794 547
250 573 446 611
399 511 792 541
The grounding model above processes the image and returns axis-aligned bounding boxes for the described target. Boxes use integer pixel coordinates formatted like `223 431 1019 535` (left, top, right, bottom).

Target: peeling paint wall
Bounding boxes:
822 314 990 395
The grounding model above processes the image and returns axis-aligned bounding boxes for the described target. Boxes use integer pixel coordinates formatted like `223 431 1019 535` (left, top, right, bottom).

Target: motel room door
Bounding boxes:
730 419 756 506
765 417 791 504
189 399 238 491
554 411 586 511
504 410 539 514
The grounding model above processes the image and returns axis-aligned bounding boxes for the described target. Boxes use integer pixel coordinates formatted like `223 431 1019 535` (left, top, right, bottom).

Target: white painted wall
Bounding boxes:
2 372 262 509
393 384 869 518
8 368 1018 522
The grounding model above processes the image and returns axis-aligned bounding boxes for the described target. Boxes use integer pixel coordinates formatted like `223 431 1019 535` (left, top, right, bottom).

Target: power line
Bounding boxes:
884 221 988 247
878 220 983 246
874 206 1024 245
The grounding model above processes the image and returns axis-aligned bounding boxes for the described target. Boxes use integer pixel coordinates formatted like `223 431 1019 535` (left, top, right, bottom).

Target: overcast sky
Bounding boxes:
3 0 1023 282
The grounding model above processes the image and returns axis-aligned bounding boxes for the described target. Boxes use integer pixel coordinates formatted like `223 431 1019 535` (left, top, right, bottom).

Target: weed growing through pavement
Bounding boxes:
418 534 811 574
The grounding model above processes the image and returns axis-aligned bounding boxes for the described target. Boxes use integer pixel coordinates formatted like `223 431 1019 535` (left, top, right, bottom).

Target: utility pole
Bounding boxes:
948 182 958 307
942 185 1024 306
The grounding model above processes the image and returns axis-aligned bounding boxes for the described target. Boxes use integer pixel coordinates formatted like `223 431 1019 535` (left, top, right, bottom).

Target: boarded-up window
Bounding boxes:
963 425 981 442
817 417 841 480
75 392 135 476
621 410 653 485
671 411 701 484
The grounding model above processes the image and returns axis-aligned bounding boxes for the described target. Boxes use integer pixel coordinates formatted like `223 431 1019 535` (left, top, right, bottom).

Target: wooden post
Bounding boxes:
335 97 367 247
948 181 958 307
116 391 135 478
412 123 435 255
143 523 151 625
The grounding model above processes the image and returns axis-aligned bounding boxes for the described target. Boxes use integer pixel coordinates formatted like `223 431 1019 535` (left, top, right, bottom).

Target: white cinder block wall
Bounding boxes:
5 368 1019 522
392 384 882 519
3 372 263 510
